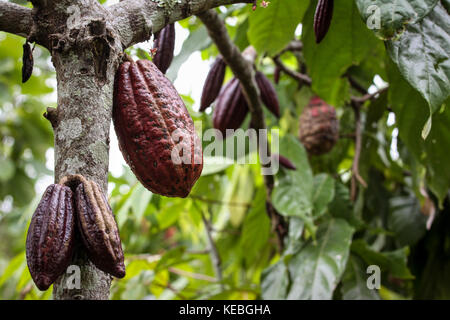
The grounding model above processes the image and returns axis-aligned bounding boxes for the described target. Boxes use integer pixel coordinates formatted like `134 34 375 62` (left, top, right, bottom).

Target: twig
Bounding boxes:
273 51 389 105
19 283 33 300
168 267 217 282
193 200 224 287
274 40 303 58
351 86 389 105
273 56 312 86
347 75 368 95
350 102 368 201
197 9 287 250
189 194 251 208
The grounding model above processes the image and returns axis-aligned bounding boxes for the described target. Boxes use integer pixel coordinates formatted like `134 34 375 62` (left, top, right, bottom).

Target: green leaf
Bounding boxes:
247 0 310 55
355 0 439 40
201 156 234 176
388 60 450 205
389 196 427 247
312 174 335 218
351 239 414 280
386 3 450 123
272 135 315 235
302 0 379 105
166 25 212 81
287 219 354 300
0 158 15 182
328 182 361 228
341 255 380 300
240 188 271 265
261 259 290 300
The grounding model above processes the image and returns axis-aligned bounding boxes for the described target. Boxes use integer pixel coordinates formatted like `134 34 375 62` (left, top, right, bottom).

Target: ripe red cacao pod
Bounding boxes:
299 96 339 155
213 77 249 138
314 0 334 43
200 56 227 111
75 178 125 278
26 184 75 291
113 59 203 197
255 71 280 118
22 41 33 83
153 23 175 74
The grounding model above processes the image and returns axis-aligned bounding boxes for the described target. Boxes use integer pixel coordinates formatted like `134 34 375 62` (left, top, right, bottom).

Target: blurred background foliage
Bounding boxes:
0 0 449 300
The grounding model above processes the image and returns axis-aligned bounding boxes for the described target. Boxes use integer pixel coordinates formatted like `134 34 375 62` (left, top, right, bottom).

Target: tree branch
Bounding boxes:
194 201 223 287
108 0 252 48
0 1 33 38
197 9 287 250
273 56 312 85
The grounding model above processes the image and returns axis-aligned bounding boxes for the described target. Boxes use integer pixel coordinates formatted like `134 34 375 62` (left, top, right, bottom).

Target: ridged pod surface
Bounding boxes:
255 71 280 118
200 56 227 111
314 0 334 43
213 77 249 138
113 59 203 197
26 184 75 291
153 23 175 74
76 179 125 278
299 96 339 155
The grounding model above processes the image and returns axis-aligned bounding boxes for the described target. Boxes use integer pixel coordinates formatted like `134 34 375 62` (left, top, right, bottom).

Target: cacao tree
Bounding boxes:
0 0 449 301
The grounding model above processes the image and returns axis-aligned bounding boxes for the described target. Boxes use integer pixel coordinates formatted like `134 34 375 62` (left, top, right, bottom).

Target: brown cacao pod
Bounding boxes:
299 96 339 155
153 23 175 74
213 77 249 138
314 0 334 43
75 178 125 278
26 184 75 291
200 56 227 111
273 153 297 170
22 41 33 83
113 59 203 197
255 71 280 118
274 66 281 84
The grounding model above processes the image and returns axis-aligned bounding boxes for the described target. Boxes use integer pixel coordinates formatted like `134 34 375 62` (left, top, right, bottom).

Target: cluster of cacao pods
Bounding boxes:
26 175 125 291
314 0 334 43
298 96 339 155
113 57 203 197
152 23 175 74
199 56 281 137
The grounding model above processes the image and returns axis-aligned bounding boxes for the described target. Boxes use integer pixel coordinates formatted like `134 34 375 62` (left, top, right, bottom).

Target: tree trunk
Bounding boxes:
0 0 252 300
26 0 124 299
50 45 121 299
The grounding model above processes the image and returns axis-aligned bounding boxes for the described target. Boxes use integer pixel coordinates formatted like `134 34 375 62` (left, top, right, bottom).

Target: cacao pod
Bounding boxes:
213 77 249 138
299 96 339 155
153 23 175 74
273 153 297 170
22 41 33 83
113 59 203 197
274 66 281 85
255 71 280 118
75 178 125 278
26 184 75 291
200 56 227 111
314 0 334 43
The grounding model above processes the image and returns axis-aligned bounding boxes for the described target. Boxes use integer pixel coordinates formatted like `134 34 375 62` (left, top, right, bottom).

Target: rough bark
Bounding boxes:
0 0 254 300
108 0 252 48
0 2 32 38
27 0 124 300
